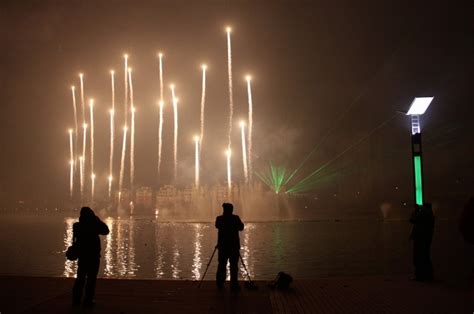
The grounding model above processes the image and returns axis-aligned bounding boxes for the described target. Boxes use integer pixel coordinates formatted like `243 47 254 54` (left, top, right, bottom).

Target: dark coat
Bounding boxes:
459 197 474 244
215 214 244 251
73 216 109 258
410 208 434 243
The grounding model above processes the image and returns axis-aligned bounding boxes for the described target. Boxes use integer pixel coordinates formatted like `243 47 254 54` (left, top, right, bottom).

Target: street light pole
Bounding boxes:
406 97 433 209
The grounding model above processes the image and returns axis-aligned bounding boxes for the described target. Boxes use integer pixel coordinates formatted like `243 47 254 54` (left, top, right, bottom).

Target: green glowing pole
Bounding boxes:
411 123 424 207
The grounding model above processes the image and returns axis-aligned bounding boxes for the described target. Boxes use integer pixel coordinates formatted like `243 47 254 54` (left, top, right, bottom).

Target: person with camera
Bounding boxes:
71 207 109 307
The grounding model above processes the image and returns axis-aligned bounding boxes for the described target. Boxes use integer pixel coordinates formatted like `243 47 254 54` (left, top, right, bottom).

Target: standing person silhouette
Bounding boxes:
410 203 435 281
72 207 110 307
215 203 245 290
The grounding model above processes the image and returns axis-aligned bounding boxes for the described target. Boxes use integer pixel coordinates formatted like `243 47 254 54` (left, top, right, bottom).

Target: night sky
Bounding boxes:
0 1 472 205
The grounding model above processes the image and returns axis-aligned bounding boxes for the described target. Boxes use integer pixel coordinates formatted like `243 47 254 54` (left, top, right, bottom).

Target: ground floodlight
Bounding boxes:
406 97 434 115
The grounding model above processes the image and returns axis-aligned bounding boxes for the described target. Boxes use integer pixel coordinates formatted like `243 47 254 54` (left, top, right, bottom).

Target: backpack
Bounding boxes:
66 244 79 261
269 271 293 290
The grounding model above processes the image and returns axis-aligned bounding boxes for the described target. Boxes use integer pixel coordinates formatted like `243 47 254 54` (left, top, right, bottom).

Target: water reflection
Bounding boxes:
63 218 77 277
192 223 203 280
104 218 114 276
240 224 252 278
171 230 181 279
154 220 165 278
62 218 258 279
127 218 138 276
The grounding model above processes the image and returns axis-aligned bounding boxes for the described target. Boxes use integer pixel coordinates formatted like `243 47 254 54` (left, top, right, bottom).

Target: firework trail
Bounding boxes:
170 84 178 182
89 99 95 179
71 86 78 161
81 123 87 191
109 108 115 190
245 75 254 182
226 27 234 150
79 73 85 174
91 173 96 203
130 106 136 190
108 175 113 199
68 129 74 169
79 156 84 200
157 100 164 178
109 70 115 195
200 64 207 154
157 54 164 180
124 54 129 126
158 53 164 101
128 68 135 190
194 136 200 187
68 128 74 195
69 159 74 198
118 126 128 198
79 73 85 122
170 84 176 102
173 98 179 183
226 149 232 193
240 122 248 183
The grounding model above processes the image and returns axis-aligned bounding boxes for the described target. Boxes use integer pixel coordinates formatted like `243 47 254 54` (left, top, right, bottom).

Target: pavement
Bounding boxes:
0 276 472 313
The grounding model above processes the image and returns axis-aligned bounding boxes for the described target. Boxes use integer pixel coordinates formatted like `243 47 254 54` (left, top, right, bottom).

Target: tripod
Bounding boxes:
198 245 217 288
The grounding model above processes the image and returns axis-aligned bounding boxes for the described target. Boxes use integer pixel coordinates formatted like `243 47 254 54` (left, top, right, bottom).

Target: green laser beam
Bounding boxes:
284 46 405 187
287 114 397 193
256 162 289 194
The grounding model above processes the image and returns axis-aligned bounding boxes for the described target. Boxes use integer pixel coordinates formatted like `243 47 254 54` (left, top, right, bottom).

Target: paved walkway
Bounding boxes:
0 276 471 313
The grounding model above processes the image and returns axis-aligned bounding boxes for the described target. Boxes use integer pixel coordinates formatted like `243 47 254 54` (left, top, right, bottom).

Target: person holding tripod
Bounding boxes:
215 203 244 290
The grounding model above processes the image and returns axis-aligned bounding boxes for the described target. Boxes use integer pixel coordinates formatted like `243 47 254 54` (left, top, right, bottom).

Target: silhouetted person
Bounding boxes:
410 203 434 281
72 207 109 306
215 203 244 290
459 197 474 244
459 197 474 293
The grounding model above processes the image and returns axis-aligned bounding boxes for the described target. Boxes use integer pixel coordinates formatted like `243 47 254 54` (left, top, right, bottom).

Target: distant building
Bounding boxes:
135 186 153 207
156 185 177 207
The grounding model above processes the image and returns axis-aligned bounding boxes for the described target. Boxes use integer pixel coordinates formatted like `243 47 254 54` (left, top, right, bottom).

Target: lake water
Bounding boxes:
0 214 472 286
